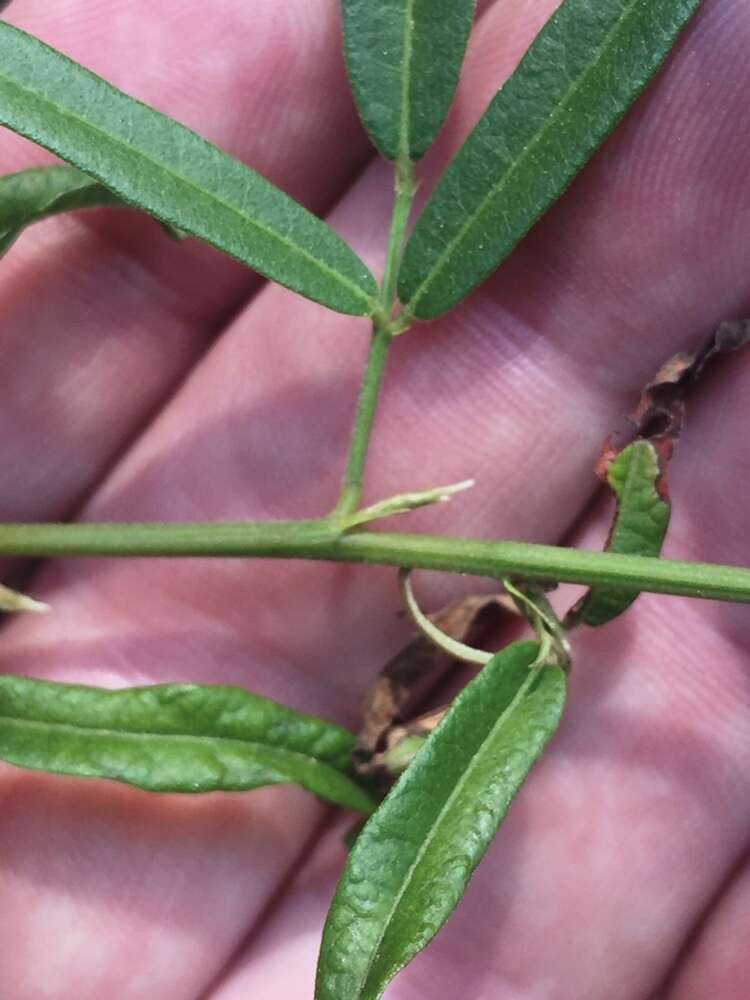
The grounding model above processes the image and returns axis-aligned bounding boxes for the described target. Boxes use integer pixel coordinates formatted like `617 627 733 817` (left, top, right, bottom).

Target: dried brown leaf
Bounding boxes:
568 318 750 630
632 318 750 443
353 593 513 775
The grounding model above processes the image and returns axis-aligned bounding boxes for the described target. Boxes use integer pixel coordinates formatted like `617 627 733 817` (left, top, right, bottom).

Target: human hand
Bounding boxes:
1 1 749 997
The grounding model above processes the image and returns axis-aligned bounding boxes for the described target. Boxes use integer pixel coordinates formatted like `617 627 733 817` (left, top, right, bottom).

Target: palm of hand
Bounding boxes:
0 1 749 997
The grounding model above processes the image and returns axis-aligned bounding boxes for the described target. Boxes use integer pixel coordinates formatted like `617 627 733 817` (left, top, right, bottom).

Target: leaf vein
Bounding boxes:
0 64 377 312
359 667 537 993
406 0 650 313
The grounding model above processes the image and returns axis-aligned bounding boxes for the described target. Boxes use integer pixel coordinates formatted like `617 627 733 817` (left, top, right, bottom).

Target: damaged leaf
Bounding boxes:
366 577 569 779
567 440 671 627
568 319 750 628
354 591 513 773
632 318 750 440
370 705 448 777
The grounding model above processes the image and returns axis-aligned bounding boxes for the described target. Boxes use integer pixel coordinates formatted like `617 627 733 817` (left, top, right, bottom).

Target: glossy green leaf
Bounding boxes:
0 675 376 813
316 641 566 1000
571 440 671 627
399 0 702 319
341 0 477 162
0 23 379 316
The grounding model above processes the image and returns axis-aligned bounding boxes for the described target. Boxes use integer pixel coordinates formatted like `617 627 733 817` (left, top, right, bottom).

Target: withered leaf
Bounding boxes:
567 318 750 629
353 592 513 775
369 706 449 778
632 318 750 442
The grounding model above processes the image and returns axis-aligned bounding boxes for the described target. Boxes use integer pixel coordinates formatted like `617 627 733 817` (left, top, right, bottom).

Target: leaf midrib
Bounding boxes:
612 444 662 543
358 666 537 996
0 45 377 313
0 711 349 770
397 0 416 164
405 0 645 314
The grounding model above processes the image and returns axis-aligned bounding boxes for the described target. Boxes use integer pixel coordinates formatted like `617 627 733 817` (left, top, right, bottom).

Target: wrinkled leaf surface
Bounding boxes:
0 675 376 812
573 440 671 626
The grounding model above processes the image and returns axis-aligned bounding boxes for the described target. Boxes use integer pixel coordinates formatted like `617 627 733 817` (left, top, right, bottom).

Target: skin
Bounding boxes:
0 0 749 996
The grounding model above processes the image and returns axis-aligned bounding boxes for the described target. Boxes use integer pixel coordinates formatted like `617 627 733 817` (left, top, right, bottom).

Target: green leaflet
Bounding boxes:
0 165 174 257
399 0 702 319
0 23 379 316
0 675 376 813
1 166 119 257
341 0 477 162
316 641 566 1000
571 440 671 627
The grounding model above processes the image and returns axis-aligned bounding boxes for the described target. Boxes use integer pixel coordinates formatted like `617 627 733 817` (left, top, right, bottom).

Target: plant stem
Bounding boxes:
334 324 393 518
381 158 417 310
333 161 417 519
2 521 750 604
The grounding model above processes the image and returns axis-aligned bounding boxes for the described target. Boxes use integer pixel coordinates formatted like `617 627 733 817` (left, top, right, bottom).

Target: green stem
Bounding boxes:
2 521 750 603
381 159 417 310
333 162 417 519
334 324 393 518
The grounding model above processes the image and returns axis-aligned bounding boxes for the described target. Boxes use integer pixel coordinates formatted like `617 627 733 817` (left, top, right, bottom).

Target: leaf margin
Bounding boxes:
341 0 477 163
0 674 377 813
316 640 567 1000
398 0 703 319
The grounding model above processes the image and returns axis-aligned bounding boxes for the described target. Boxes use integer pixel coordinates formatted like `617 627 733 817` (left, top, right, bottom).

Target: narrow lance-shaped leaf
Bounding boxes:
399 0 702 319
316 641 566 1000
341 0 477 162
0 23 379 316
568 440 671 627
0 165 184 258
0 675 377 814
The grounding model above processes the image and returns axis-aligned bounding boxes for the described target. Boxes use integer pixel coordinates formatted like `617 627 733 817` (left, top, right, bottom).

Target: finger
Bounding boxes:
205 819 357 1000
3 0 750 997
0 769 325 1000
664 850 750 999
0 2 571 992
197 0 750 994
0 0 372 533
210 361 750 1000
